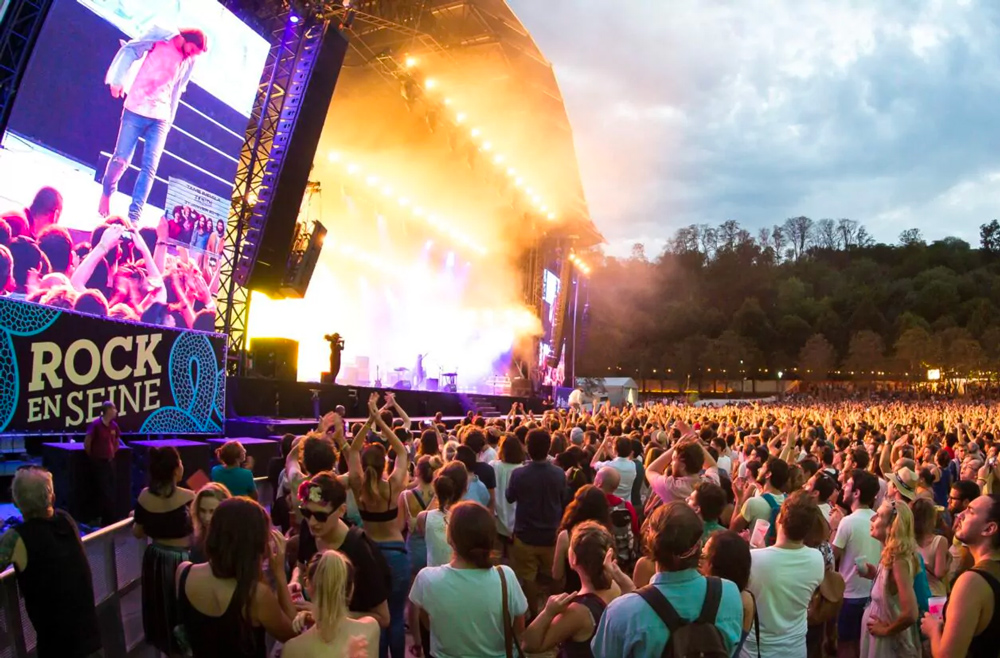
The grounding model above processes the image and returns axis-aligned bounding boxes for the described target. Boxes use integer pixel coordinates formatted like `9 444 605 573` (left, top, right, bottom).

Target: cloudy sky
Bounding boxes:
507 1 1000 257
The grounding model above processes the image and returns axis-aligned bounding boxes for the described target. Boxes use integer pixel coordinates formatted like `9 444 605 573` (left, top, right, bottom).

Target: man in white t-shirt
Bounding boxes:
732 457 790 542
592 435 637 499
742 491 825 658
832 469 882 658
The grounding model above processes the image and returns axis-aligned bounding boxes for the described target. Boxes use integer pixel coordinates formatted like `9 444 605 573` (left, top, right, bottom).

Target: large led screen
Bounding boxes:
0 0 268 328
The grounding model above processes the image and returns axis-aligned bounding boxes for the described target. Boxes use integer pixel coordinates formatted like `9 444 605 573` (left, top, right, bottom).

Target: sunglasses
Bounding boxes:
299 507 332 523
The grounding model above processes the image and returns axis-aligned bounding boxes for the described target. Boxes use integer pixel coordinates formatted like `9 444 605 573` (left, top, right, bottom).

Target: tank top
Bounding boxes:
951 564 1000 658
134 501 193 540
558 593 606 658
177 564 266 658
14 511 102 658
424 508 452 567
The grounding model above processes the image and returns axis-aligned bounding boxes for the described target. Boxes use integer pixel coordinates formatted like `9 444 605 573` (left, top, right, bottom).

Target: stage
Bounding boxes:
226 376 543 433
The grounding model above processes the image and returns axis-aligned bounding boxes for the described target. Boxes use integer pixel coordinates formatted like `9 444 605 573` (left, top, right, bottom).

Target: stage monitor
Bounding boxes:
0 0 269 328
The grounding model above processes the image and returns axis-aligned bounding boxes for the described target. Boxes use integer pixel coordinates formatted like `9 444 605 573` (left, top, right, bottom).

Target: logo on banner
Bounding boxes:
0 297 225 435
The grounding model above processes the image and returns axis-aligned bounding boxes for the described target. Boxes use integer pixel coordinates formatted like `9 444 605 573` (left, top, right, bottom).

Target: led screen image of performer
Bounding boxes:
98 27 208 224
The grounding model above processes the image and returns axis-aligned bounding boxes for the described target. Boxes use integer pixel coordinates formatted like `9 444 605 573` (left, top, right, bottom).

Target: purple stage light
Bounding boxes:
289 14 301 23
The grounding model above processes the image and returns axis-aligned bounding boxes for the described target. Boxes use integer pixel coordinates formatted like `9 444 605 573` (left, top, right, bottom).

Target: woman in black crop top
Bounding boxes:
132 446 194 655
522 522 633 658
176 497 298 657
347 393 411 658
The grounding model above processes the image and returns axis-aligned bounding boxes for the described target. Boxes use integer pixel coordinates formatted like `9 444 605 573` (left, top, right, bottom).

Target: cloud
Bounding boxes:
507 0 1000 255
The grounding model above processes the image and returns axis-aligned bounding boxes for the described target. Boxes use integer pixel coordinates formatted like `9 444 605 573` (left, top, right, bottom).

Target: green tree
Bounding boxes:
844 330 885 379
798 334 836 380
894 326 935 376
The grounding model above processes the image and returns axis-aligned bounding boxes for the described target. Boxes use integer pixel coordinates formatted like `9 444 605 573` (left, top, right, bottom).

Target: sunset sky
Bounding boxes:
509 1 1000 256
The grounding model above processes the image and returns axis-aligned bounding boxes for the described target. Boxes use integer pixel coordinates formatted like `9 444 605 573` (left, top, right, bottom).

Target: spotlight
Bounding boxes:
482 141 492 151
405 56 418 68
289 14 300 23
547 212 557 220
425 78 438 90
470 128 482 138
328 151 341 162
456 112 467 123
494 154 505 164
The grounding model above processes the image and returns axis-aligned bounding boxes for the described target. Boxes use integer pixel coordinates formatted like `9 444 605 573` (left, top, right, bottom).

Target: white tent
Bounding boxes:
577 377 639 407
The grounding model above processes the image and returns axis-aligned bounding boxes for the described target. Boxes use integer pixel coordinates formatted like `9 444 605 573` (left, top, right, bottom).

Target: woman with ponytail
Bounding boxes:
283 550 379 658
409 501 528 657
347 392 410 658
523 521 634 657
417 461 469 567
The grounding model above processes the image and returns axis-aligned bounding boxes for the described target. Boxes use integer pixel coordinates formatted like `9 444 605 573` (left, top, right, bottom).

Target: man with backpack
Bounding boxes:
595 467 640 572
592 502 743 657
731 456 790 545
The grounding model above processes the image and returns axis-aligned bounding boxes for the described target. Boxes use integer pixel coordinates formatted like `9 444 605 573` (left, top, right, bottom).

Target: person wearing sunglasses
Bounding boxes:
294 472 390 632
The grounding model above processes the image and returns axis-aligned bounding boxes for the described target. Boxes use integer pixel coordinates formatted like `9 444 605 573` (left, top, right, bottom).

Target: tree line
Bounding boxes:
577 217 1000 384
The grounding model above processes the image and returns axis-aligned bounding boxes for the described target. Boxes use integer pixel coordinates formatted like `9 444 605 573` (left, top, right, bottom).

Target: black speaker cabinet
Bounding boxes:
42 443 132 523
250 337 299 381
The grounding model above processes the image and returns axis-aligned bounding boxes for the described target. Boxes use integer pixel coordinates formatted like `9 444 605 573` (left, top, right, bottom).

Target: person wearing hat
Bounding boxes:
887 467 920 502
570 427 585 446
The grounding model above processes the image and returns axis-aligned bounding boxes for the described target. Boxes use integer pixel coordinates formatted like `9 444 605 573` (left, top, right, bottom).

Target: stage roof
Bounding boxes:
317 0 602 247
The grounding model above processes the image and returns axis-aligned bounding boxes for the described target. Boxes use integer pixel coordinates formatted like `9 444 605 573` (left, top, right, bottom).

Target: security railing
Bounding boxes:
0 478 276 658
0 517 149 658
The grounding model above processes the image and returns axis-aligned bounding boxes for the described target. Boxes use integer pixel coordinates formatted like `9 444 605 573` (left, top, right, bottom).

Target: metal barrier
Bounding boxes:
0 518 150 658
0 477 277 658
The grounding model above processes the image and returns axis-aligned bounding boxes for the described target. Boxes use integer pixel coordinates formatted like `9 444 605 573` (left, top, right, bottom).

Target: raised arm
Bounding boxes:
71 224 124 291
376 410 409 486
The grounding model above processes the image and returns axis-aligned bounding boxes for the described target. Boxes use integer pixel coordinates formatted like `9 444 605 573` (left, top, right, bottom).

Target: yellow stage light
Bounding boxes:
328 151 341 162
346 163 360 175
494 155 505 164
398 197 410 207
507 167 517 176
365 175 379 186
456 112 467 123
547 212 557 220
425 78 437 90
482 142 492 151
405 56 418 68
444 98 453 106
470 128 482 138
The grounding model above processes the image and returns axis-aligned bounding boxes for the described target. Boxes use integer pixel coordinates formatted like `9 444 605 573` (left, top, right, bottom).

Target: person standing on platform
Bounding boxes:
0 467 102 658
85 400 120 525
98 28 208 223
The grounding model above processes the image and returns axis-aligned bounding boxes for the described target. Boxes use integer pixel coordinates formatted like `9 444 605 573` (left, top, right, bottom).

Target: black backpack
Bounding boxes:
609 500 637 571
638 577 729 658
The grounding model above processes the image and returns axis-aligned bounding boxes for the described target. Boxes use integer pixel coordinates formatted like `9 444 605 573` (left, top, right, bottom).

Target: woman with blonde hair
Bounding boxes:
283 550 379 658
858 498 920 656
190 482 231 564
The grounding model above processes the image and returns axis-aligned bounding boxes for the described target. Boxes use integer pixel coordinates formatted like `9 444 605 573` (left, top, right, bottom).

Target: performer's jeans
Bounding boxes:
101 108 171 223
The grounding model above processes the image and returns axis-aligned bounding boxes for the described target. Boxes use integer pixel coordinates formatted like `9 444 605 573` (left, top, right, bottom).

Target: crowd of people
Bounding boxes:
0 187 219 329
5 393 1000 657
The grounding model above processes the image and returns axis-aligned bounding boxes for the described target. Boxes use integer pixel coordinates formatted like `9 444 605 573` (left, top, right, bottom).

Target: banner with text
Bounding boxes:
0 296 226 435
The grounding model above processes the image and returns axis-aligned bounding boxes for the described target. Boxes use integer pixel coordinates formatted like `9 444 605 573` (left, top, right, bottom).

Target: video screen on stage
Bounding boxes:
0 0 269 329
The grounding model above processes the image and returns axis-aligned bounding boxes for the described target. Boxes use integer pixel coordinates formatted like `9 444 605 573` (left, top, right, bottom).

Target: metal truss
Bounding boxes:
0 0 52 137
216 13 326 375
